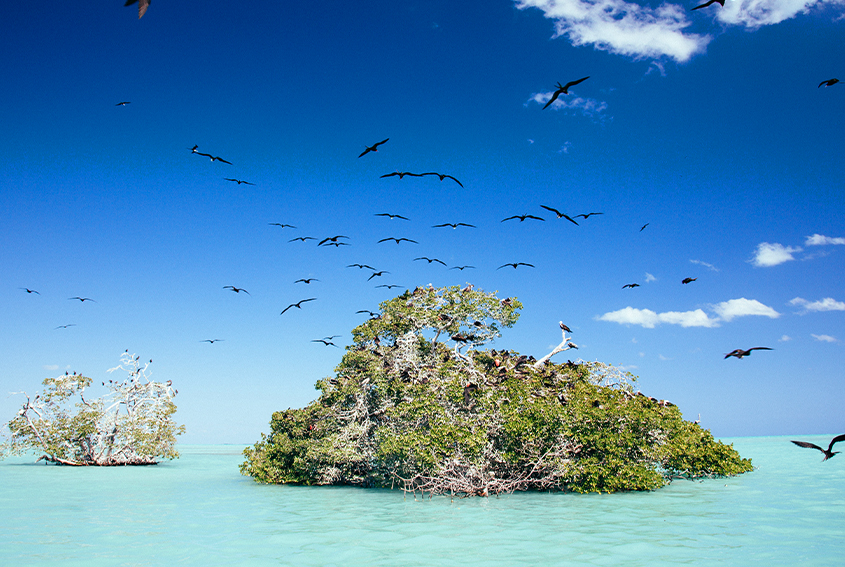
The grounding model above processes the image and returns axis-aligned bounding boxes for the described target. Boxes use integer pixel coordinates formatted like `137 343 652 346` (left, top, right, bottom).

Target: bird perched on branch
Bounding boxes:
559 322 572 333
724 347 772 359
543 76 590 109
791 434 845 461
359 138 389 158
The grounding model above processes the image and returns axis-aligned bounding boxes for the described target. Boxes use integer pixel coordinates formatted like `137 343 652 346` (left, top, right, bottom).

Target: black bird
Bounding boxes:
281 298 316 314
449 265 476 271
312 339 339 347
375 213 410 220
194 150 231 164
724 347 772 359
347 263 376 270
682 277 697 284
819 78 840 88
69 297 96 302
575 212 603 220
691 0 724 9
378 237 417 245
223 286 250 295
115 101 131 106
289 236 317 242
294 278 319 284
640 223 649 231
225 178 255 185
376 284 402 289
189 145 200 153
356 310 379 317
20 288 40 294
270 223 297 228
125 0 150 19
55 324 76 329
380 171 423 179
368 271 390 281
414 257 447 266
791 435 845 461
359 138 389 158
543 76 590 109
498 263 535 270
421 172 464 188
559 322 572 333
432 222 476 229
622 283 639 289
318 235 349 246
540 206 579 225
323 241 350 247
201 339 224 344
502 214 544 223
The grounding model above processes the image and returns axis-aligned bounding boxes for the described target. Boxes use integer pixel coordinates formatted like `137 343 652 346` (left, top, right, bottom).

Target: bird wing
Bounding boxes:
526 215 545 221
519 263 535 268
380 172 398 178
444 175 463 187
543 90 562 110
501 216 519 222
215 157 232 164
828 434 845 452
540 205 561 216
748 347 773 352
358 148 372 158
562 76 590 92
791 440 825 452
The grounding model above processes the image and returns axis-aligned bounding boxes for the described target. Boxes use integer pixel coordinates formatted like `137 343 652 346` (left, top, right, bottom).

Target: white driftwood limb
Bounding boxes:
533 328 576 369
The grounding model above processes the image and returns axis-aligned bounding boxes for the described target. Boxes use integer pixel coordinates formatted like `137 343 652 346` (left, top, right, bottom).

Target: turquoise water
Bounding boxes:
1 436 843 566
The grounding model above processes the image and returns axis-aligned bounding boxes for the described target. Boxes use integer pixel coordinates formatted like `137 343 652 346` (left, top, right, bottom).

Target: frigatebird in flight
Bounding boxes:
691 0 724 10
449 265 476 271
502 214 544 223
69 297 96 302
289 236 317 242
55 324 76 329
124 0 149 19
819 78 840 88
190 146 231 164
622 283 639 289
294 278 319 284
347 263 376 270
414 257 447 266
421 172 464 187
20 288 40 294
375 213 409 220
269 223 296 228
312 339 339 347
791 434 845 461
682 277 697 284
225 178 254 185
498 263 535 270
223 286 250 295
575 212 603 220
376 284 402 289
318 235 349 246
359 138 389 158
543 76 590 109
432 222 476 229
368 271 390 281
640 223 650 231
378 237 417 245
280 298 316 314
724 347 772 359
201 339 224 344
115 101 131 106
540 206 579 225
380 171 423 179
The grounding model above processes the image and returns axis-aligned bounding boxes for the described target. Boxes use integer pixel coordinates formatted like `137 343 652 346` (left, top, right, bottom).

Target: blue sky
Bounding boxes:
1 0 843 443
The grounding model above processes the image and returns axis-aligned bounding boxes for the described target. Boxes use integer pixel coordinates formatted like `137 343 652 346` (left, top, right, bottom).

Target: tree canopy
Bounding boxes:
241 286 752 495
2 351 184 466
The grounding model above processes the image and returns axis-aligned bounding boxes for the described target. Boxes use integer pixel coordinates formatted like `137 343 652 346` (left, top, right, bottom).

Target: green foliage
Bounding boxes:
241 286 752 494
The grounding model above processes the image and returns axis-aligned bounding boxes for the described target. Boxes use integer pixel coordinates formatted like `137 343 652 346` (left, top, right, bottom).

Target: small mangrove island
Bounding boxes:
241 286 752 495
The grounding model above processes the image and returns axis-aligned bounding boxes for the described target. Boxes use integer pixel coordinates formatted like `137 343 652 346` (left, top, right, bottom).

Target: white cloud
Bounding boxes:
750 242 801 267
658 354 672 360
812 334 838 343
712 298 781 321
516 0 711 62
645 272 656 282
528 93 609 118
805 233 845 246
558 141 573 154
779 335 792 342
43 364 59 371
690 259 719 272
789 297 845 312
716 0 845 29
597 306 719 328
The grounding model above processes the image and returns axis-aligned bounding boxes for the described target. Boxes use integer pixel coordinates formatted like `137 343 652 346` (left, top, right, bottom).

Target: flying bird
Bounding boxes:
201 339 224 344
224 178 255 185
289 236 317 242
318 235 349 246
691 0 724 9
69 297 96 302
724 347 772 359
347 263 376 270
414 257 447 266
498 263 535 270
790 434 845 461
543 76 590 109
356 310 379 317
55 324 76 329
115 101 131 106
575 212 604 220
223 286 250 295
818 78 840 88
380 171 423 179
432 222 476 229
378 237 418 244
359 138 389 158
280 298 316 314
270 223 297 228
375 213 409 220
682 277 697 284
640 223 650 231
540 206 579 225
193 150 231 164
449 265 476 271
368 271 390 281
294 278 320 284
312 339 339 347
376 284 402 289
124 0 150 19
323 241 350 247
502 214 544 223
20 288 40 294
421 172 464 187
622 283 639 289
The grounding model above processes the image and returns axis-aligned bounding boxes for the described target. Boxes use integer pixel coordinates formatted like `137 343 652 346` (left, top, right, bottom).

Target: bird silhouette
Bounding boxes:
368 271 390 281
724 347 772 359
378 237 418 245
356 310 379 317
289 236 317 242
201 339 224 344
543 76 590 109
640 223 649 231
622 283 639 289
269 223 297 228
791 435 845 461
115 101 131 106
819 78 840 88
294 278 320 284
223 286 250 295
498 263 535 269
421 172 464 187
375 213 410 220
380 171 423 179
69 297 96 302
281 298 316 314
347 263 376 270
691 0 724 10
575 212 603 220
432 222 476 229
55 324 76 329
359 138 389 158
502 214 544 223
682 277 697 284
540 206 579 225
124 0 150 19
376 284 402 289
225 178 254 185
318 235 349 246
414 257 447 266
20 288 40 294
449 265 476 271
312 339 339 347
323 241 350 247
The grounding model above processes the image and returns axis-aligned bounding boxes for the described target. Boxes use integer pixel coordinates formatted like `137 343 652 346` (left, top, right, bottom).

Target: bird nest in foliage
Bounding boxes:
241 286 752 496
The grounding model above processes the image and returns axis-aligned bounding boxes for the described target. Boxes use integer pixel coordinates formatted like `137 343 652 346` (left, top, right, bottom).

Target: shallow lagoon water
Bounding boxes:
1 436 843 566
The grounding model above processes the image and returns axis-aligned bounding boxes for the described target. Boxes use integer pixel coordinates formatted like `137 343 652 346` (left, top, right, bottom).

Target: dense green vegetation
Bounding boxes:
241 286 751 495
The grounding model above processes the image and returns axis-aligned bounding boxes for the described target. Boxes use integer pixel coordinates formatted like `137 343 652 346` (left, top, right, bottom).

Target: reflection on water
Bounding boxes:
1 437 843 566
